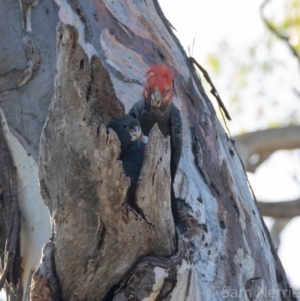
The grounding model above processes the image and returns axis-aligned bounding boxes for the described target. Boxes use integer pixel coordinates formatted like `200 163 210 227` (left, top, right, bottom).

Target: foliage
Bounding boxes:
264 0 300 56
203 0 300 135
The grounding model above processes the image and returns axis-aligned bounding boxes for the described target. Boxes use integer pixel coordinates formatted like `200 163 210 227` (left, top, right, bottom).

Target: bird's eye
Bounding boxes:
122 124 128 129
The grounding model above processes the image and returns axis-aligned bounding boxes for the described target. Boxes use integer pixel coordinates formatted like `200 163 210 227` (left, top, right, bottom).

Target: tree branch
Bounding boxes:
258 198 300 218
233 126 300 172
190 57 231 121
260 0 300 68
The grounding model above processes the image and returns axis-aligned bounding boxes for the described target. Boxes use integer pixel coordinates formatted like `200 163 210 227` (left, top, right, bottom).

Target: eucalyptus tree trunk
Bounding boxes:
0 1 296 301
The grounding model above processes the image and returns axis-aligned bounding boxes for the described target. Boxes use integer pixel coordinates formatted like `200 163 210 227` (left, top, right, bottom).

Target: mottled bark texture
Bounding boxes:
30 242 60 301
0 0 297 301
38 24 175 301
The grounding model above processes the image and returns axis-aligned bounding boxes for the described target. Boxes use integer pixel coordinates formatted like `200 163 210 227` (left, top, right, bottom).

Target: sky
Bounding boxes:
159 0 263 58
160 0 300 134
159 0 300 289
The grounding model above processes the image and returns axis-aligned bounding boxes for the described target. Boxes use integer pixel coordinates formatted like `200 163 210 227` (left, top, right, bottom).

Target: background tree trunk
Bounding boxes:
0 1 297 301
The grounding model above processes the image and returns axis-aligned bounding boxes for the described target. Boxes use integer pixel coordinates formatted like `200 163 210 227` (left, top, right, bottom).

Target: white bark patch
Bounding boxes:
100 28 148 81
20 0 39 32
234 248 255 281
0 109 51 299
25 5 32 32
103 0 153 41
175 115 204 205
142 267 169 301
109 74 142 112
172 259 191 299
103 0 190 78
54 0 97 60
18 60 33 86
187 269 204 301
153 267 168 290
170 261 204 301
177 258 190 275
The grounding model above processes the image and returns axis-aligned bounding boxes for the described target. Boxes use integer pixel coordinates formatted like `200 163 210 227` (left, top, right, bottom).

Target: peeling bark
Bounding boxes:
0 115 21 300
114 239 185 301
87 56 125 125
38 24 175 301
30 242 60 301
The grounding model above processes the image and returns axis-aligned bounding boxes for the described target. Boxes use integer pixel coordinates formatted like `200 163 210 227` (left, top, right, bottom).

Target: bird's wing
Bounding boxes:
128 100 153 136
170 103 183 180
121 141 145 206
128 102 138 118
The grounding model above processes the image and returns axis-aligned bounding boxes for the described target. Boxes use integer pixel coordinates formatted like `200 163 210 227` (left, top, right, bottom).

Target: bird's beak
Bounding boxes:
150 89 162 108
129 125 142 141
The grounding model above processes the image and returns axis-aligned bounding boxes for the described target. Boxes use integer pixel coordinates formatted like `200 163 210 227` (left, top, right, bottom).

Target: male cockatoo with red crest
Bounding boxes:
129 65 183 224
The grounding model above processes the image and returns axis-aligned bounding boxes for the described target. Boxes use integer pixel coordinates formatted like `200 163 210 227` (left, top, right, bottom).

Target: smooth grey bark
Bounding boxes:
0 2 55 300
0 0 59 162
